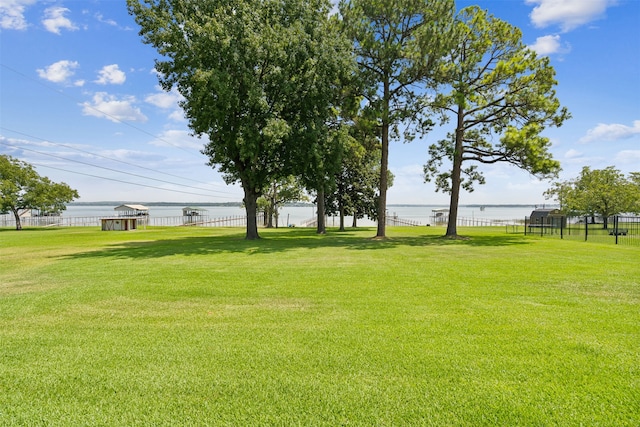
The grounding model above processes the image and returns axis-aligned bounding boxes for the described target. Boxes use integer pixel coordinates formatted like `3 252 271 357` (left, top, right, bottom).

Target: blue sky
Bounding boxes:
1 0 638 205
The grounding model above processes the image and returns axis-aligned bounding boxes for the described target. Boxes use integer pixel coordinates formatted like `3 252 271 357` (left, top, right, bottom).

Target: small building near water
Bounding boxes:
529 208 562 223
114 204 149 217
101 217 138 231
431 208 449 224
182 206 207 217
182 206 208 225
101 204 148 231
528 208 566 229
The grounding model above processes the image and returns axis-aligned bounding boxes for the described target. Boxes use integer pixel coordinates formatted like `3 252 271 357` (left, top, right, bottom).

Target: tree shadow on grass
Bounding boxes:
59 227 532 261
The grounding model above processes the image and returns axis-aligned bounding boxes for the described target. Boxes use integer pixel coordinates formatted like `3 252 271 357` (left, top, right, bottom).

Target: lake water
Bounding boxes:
60 204 545 227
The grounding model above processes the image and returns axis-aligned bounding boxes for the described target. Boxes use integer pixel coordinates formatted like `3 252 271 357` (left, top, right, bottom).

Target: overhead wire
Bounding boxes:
31 162 236 200
0 138 235 197
0 62 243 201
0 127 234 196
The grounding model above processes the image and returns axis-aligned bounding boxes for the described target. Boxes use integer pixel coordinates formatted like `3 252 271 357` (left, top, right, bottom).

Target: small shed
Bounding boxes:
114 204 149 217
529 208 561 222
101 217 137 231
182 206 207 217
528 208 565 228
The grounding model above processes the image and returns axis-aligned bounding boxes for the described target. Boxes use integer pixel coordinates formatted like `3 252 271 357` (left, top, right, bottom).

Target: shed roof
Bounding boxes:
114 204 149 211
529 208 562 218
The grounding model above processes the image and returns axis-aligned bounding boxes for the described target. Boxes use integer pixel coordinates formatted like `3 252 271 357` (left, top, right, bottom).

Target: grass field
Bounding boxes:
1 226 638 426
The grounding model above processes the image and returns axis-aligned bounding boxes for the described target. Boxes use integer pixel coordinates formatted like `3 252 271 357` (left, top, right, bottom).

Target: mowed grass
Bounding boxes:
1 226 638 426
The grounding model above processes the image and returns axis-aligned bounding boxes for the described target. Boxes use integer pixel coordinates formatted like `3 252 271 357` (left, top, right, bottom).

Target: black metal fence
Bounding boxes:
524 215 640 246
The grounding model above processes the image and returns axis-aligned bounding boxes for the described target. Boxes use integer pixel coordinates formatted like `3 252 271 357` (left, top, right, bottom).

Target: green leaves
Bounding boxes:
340 0 455 236
0 155 79 229
424 6 569 195
546 166 640 218
128 0 354 238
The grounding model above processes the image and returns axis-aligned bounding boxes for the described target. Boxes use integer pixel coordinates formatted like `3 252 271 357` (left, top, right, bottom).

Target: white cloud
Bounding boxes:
42 6 77 34
562 149 589 164
580 120 640 143
145 87 183 109
525 0 616 32
100 148 164 163
145 87 186 121
614 150 640 165
37 60 81 85
81 92 147 123
95 64 126 85
149 129 205 150
95 13 117 27
0 0 36 30
528 34 571 56
168 110 186 121
564 149 583 159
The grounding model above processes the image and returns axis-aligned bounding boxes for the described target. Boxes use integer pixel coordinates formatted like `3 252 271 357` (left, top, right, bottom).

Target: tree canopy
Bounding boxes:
325 116 382 231
128 0 353 239
423 6 570 237
0 155 79 230
545 166 640 227
258 176 307 228
340 0 455 238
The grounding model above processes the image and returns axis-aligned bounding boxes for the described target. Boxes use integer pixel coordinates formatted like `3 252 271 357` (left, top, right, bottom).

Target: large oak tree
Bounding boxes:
0 155 79 230
128 0 353 239
545 166 640 228
424 6 570 238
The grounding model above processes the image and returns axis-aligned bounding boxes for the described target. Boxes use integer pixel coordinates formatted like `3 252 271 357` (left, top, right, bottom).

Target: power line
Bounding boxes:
0 127 233 195
31 162 238 200
0 139 235 196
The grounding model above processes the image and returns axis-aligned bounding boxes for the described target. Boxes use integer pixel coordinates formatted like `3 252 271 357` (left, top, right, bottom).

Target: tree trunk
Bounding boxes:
266 206 274 228
352 216 357 228
12 208 22 231
243 187 260 240
316 188 326 234
272 184 279 228
266 189 275 228
339 204 345 232
446 104 465 237
376 79 390 238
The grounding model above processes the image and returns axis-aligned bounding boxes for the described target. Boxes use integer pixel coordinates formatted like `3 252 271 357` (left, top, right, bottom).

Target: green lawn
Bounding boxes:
1 226 638 426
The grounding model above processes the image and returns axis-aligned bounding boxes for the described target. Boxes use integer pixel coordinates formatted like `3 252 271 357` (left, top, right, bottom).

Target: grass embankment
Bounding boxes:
1 226 638 426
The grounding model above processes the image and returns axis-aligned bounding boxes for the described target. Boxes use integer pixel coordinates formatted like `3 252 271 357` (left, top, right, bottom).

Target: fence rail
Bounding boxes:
386 214 421 226
431 216 523 227
524 215 640 246
0 215 247 229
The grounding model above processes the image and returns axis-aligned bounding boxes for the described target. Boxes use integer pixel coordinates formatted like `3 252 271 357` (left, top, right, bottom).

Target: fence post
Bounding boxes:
584 216 588 241
614 215 619 245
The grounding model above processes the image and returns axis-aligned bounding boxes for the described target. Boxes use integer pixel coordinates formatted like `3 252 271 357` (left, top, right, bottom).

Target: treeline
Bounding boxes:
127 0 570 239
